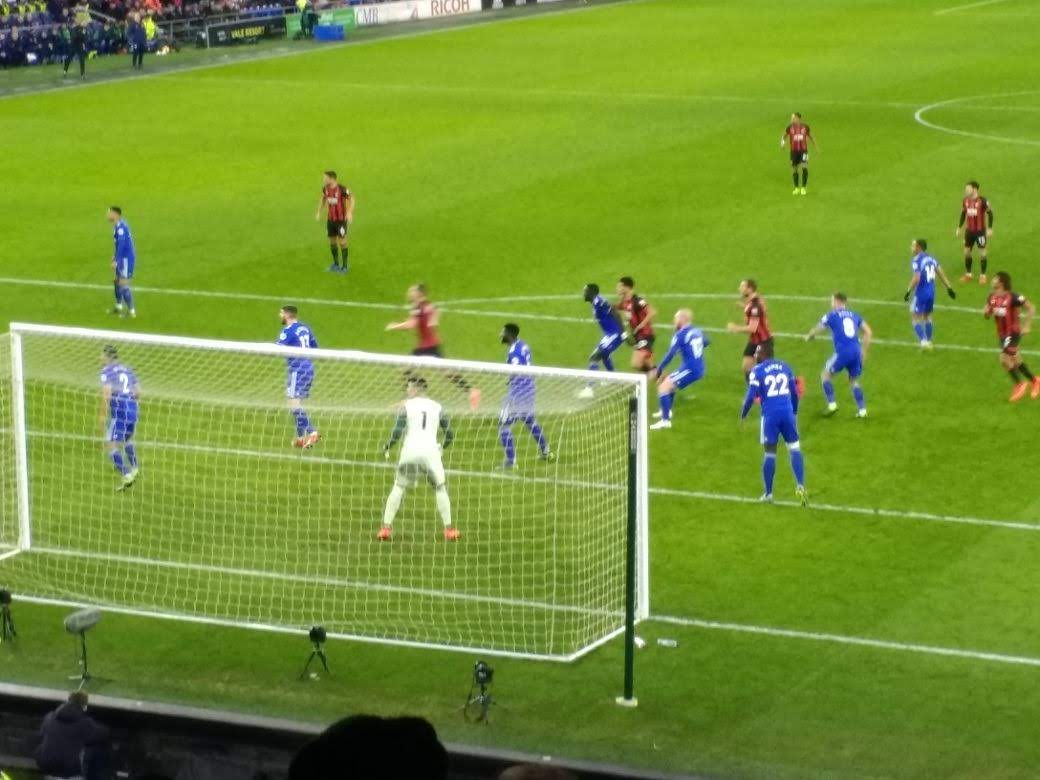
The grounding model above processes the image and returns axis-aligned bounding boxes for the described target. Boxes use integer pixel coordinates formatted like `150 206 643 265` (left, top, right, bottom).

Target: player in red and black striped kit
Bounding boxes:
984 271 1038 402
315 170 354 273
728 278 774 378
616 276 656 374
956 180 994 285
386 284 481 410
781 113 818 195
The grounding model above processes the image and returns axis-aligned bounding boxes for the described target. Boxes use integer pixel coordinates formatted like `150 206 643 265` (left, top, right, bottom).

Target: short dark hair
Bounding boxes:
281 305 298 316
995 271 1012 290
324 170 337 179
109 206 122 215
103 345 118 360
793 112 802 119
743 278 758 292
756 341 774 361
415 283 427 296
584 283 599 297
68 691 89 709
833 292 847 303
503 323 520 340
408 376 428 392
914 238 928 251
967 180 980 190
618 276 635 289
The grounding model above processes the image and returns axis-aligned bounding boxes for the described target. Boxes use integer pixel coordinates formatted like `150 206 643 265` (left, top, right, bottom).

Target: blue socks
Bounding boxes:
790 449 805 487
113 282 121 306
121 285 134 311
525 419 549 454
762 453 776 495
499 427 516 464
913 322 926 342
588 356 615 372
925 321 933 341
852 386 865 411
822 379 836 404
659 392 674 421
292 408 312 436
124 444 138 470
109 450 128 475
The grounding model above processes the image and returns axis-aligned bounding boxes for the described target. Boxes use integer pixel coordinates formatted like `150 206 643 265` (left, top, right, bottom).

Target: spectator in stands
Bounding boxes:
499 767 578 780
289 715 447 780
34 691 110 780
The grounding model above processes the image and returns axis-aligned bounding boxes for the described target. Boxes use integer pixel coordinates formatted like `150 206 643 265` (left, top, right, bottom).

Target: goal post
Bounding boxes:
0 322 649 669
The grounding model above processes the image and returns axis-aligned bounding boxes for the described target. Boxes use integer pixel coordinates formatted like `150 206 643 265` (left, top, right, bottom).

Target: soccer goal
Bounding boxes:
0 322 649 670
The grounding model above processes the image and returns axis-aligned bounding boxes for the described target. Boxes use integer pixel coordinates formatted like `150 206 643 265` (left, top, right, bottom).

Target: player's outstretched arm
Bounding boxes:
439 416 454 450
956 209 966 236
860 321 873 360
656 342 678 377
728 317 756 334
805 322 824 341
739 381 758 421
385 316 417 331
937 267 957 298
904 272 921 301
315 193 326 221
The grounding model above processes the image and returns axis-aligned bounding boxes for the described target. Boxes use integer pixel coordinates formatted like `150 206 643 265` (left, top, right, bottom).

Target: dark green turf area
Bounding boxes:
3 0 1040 777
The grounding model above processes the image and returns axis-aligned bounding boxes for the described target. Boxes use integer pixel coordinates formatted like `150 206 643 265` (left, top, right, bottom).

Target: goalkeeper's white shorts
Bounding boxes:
395 450 446 489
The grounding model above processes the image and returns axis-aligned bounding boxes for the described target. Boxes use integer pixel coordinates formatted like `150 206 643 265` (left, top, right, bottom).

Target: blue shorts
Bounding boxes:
911 294 934 316
106 417 137 443
825 351 862 379
287 368 314 399
500 409 536 427
760 412 799 447
667 367 703 391
592 333 624 359
116 256 135 280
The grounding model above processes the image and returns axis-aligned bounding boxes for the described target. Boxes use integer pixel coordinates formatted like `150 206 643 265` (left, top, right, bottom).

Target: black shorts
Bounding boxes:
1001 333 1021 356
744 337 773 359
634 334 655 353
790 151 808 166
964 230 987 249
326 220 347 239
412 346 444 358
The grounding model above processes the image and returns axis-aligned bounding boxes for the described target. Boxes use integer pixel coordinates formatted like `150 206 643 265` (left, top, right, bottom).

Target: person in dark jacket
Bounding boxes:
127 12 144 70
35 691 110 779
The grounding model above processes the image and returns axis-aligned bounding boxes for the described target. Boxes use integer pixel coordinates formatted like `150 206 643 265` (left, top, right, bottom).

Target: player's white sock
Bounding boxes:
435 485 452 527
382 484 404 527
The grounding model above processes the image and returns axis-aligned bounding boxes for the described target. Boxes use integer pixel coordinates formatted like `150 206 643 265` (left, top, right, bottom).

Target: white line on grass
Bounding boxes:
0 277 1021 357
27 430 1040 533
934 0 1020 15
0 0 650 103
914 92 1040 147
650 614 1040 668
0 549 23 562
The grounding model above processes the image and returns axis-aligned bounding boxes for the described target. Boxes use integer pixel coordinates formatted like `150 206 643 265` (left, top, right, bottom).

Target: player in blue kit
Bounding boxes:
805 292 873 418
98 345 140 491
278 306 321 449
498 323 555 468
107 206 137 318
740 343 807 505
903 238 956 349
579 283 625 399
649 309 709 430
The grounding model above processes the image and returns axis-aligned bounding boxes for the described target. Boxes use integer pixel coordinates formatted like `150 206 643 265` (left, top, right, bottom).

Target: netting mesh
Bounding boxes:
0 328 642 659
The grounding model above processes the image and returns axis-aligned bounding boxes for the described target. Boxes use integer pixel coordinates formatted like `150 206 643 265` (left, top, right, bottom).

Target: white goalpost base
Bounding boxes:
0 323 649 663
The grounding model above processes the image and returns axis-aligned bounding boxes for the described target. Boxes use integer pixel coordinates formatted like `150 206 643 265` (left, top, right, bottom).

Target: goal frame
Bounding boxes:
4 322 649 677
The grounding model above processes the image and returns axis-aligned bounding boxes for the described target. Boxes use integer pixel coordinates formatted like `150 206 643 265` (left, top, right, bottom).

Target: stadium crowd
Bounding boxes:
31 691 579 780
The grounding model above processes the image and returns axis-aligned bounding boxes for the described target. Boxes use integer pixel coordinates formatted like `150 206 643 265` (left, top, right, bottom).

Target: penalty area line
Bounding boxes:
934 0 1019 15
650 614 1040 668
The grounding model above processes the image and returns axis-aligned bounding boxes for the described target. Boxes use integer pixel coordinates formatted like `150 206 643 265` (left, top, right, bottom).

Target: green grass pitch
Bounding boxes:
3 0 1040 776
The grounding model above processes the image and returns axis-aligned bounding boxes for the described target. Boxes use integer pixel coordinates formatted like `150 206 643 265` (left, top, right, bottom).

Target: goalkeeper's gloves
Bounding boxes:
947 288 957 299
903 290 912 302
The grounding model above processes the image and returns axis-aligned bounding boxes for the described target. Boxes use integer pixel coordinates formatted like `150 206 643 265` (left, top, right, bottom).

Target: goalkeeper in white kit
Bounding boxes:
378 376 459 541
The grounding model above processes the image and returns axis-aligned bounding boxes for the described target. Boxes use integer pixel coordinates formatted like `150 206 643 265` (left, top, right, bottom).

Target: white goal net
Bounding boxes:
0 323 649 661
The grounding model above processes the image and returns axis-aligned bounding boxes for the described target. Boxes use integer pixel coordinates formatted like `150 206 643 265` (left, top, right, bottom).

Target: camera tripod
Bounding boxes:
462 681 495 724
298 640 329 680
0 603 15 644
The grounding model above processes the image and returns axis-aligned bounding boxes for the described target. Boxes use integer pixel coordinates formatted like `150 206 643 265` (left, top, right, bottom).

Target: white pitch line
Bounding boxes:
28 431 1040 533
0 549 23 562
914 91 1040 147
0 277 1026 357
650 614 1040 668
934 0 1020 15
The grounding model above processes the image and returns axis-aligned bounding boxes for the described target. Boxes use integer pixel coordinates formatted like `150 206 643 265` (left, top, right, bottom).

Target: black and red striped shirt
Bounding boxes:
785 123 811 153
745 295 772 344
962 196 991 234
619 294 654 339
322 183 351 222
986 291 1026 340
413 301 440 350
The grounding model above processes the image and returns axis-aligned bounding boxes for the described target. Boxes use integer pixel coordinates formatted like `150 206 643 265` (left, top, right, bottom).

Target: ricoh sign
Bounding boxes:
354 0 480 26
